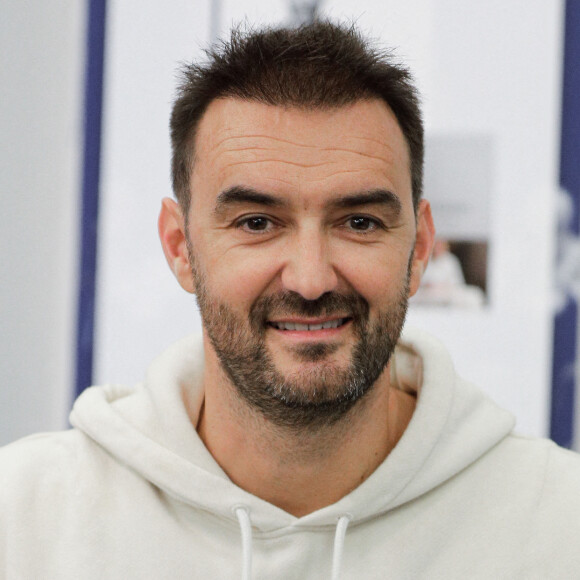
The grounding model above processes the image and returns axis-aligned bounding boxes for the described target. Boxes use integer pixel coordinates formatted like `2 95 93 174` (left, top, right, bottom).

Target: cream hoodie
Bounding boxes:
2 327 580 579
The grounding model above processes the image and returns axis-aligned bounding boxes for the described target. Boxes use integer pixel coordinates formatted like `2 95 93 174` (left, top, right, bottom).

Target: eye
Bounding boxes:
346 216 382 232
236 215 275 233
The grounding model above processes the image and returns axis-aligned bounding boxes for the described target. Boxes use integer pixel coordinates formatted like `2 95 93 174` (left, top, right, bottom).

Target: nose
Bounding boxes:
280 227 339 300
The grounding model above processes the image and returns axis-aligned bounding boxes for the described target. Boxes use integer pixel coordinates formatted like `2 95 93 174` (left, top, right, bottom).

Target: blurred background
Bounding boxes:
2 0 579 449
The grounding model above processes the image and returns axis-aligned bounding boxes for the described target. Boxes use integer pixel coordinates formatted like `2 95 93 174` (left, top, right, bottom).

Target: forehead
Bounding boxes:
190 97 412 208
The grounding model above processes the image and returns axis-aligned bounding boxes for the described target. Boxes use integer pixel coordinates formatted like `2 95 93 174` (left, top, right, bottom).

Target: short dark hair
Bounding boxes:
171 21 423 214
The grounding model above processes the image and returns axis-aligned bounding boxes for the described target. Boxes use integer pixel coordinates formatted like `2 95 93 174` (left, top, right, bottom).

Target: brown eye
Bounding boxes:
348 216 376 231
246 217 269 230
237 215 275 233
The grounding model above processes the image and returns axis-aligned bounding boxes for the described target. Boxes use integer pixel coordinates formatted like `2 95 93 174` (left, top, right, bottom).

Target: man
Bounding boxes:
2 21 580 579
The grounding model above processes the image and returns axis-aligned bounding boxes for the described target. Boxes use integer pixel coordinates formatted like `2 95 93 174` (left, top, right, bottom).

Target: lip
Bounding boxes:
267 316 352 341
268 315 349 325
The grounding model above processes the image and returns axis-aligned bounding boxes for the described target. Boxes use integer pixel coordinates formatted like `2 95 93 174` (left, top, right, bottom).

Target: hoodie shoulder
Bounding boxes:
496 433 580 491
0 429 120 519
497 435 580 574
0 430 83 477
0 432 78 537
545 437 580 486
520 435 580 515
0 430 90 498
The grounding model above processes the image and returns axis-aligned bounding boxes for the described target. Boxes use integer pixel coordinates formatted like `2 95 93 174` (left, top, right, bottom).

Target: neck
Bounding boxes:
192 343 415 517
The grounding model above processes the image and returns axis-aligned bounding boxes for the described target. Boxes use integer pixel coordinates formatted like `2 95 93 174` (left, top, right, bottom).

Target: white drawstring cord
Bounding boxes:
331 514 352 580
234 506 253 580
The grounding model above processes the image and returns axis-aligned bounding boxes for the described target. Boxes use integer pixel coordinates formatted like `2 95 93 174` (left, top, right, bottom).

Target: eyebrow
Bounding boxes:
213 186 289 216
213 186 402 216
328 189 402 213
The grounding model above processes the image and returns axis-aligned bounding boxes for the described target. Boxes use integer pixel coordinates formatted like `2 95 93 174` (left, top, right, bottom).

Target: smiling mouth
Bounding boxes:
268 318 351 331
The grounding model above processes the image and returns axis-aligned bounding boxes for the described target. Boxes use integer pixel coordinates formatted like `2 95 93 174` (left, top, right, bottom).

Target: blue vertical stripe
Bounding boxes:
75 0 107 399
551 0 580 447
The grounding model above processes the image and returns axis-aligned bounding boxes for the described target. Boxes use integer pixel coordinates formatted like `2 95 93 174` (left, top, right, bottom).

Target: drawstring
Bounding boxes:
234 506 351 580
234 506 253 580
331 514 352 580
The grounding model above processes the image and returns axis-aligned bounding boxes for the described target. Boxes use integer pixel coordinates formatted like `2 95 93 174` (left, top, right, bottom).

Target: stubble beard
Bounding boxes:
189 249 411 432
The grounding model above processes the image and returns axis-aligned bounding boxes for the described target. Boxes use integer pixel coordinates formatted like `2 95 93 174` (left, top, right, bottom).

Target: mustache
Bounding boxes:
249 291 370 330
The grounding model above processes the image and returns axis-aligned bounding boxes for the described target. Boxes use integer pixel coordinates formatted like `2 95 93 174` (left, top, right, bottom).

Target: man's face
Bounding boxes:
174 98 433 428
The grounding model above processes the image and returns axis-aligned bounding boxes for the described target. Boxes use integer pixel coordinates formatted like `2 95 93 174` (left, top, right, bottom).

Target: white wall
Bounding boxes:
0 1 86 444
94 0 211 386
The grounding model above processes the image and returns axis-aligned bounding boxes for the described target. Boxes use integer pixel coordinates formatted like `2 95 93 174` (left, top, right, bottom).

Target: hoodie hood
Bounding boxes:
70 327 515 533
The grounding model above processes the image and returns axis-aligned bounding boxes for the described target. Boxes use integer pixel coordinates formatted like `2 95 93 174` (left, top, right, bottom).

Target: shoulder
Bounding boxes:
0 430 82 478
454 434 580 574
513 434 580 510
499 433 580 487
494 435 580 545
483 433 580 498
0 429 114 513
501 435 580 573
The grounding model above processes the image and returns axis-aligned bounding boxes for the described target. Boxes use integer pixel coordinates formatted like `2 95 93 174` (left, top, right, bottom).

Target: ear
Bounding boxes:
158 197 196 294
409 199 435 296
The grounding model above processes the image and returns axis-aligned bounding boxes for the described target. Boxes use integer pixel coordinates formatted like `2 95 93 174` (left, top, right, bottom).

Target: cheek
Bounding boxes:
333 243 412 303
197 244 284 308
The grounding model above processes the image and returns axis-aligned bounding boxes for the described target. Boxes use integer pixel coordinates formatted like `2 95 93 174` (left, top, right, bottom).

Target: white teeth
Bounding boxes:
273 318 346 331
